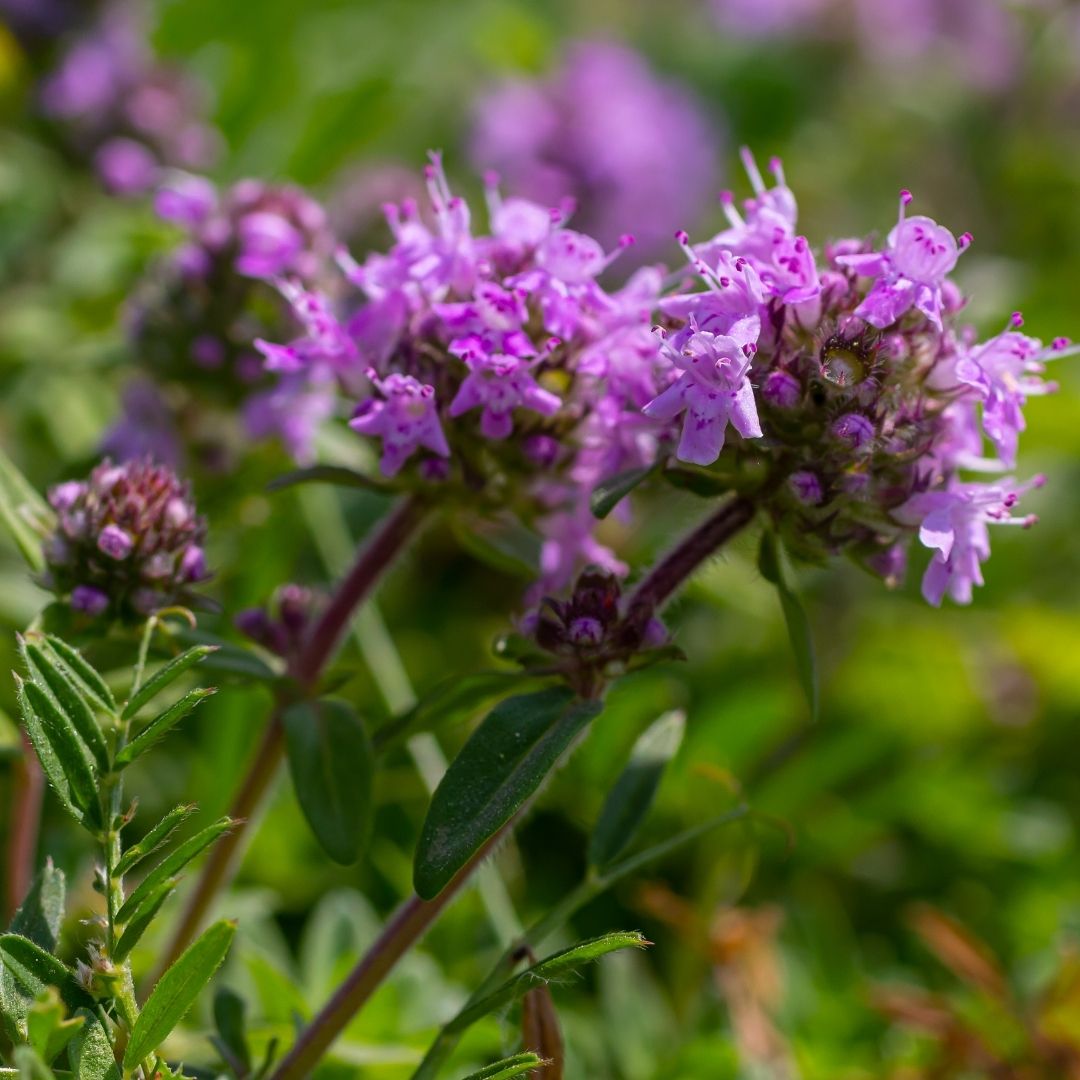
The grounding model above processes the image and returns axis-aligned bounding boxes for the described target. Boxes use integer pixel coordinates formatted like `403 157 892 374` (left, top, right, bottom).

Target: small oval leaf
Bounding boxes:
588 710 685 872
590 464 654 520
124 920 235 1071
414 689 602 900
283 699 373 865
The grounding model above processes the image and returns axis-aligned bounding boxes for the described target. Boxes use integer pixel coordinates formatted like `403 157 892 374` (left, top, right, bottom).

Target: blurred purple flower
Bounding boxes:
469 40 719 256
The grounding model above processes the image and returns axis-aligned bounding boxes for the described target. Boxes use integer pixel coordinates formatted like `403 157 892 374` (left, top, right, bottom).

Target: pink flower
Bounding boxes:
898 477 1043 606
349 372 450 477
837 190 969 330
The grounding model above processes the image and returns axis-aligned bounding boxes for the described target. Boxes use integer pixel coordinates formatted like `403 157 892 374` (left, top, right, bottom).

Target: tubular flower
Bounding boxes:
254 153 672 589
41 458 209 621
644 148 1069 605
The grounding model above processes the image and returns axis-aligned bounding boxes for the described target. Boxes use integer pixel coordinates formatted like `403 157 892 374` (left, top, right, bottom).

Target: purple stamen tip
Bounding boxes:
900 189 913 205
1011 311 1024 327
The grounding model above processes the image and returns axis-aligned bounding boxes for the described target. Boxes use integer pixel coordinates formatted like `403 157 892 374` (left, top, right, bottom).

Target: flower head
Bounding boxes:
256 154 671 590
42 459 209 620
643 150 1066 604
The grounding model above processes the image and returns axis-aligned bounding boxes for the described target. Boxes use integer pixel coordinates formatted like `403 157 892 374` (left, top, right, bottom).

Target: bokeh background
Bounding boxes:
2 1 1080 1076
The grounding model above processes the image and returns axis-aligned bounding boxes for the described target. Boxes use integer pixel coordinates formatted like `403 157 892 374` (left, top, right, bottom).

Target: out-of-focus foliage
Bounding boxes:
2 0 1080 1076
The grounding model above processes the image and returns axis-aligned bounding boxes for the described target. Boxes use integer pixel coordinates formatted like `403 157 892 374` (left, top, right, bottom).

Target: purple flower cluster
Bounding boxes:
36 2 220 194
115 175 337 466
256 154 671 588
650 151 1070 605
469 40 718 258
708 0 1024 95
42 458 208 620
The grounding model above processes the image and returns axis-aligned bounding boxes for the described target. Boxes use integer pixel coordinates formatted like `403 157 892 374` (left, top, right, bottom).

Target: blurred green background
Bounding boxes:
2 1 1080 1076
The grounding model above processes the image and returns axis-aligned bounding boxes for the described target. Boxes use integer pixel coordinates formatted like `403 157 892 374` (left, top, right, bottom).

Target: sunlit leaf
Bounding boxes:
124 920 235 1071
115 687 217 768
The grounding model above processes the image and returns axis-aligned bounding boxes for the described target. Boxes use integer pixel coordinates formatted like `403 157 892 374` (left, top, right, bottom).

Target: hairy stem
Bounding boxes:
4 733 44 922
621 495 756 642
268 821 508 1080
157 496 427 975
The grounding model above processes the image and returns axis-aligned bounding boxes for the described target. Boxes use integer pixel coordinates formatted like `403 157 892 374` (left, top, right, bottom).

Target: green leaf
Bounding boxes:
0 936 93 1016
8 861 65 950
758 531 819 721
66 1010 120 1080
212 986 251 1075
449 516 540 579
266 463 389 494
414 689 602 900
449 932 648 1033
372 671 526 754
590 464 654 519
122 645 217 721
113 880 177 963
283 699 373 865
40 638 116 714
124 920 235 1071
458 1054 546 1080
27 988 85 1065
114 805 196 877
20 639 109 772
13 1046 55 1080
1 866 66 1043
115 818 233 925
17 679 98 823
114 688 217 768
588 710 685 872
0 445 50 573
173 630 276 682
661 462 735 498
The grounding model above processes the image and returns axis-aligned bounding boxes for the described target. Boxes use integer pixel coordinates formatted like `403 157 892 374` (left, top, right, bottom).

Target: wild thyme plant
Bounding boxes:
0 146 1070 1080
